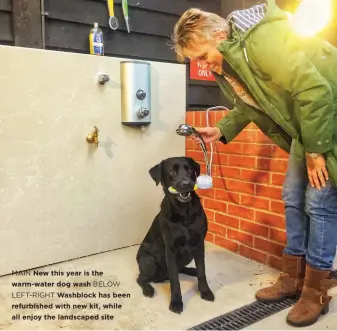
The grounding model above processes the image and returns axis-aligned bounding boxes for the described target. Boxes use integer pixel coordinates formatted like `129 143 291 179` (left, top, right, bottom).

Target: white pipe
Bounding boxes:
205 106 229 176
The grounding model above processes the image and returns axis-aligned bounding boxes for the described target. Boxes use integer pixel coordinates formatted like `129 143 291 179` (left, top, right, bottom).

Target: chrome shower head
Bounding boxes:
176 124 196 137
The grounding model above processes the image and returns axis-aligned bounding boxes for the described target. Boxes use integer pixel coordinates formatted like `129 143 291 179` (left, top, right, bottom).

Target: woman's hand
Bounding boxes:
305 153 329 190
191 127 222 144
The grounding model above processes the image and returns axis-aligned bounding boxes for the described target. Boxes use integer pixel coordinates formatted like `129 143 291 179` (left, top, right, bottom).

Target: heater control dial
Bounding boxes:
137 107 149 118
136 89 146 100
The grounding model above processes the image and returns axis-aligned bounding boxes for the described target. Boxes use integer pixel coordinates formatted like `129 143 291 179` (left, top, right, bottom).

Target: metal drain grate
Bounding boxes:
188 297 297 330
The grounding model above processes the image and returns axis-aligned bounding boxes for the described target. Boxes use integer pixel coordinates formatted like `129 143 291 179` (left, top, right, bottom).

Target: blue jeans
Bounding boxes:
282 141 337 270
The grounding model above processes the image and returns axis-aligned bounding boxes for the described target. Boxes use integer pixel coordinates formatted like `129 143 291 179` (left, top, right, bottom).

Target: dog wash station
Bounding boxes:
0 35 336 330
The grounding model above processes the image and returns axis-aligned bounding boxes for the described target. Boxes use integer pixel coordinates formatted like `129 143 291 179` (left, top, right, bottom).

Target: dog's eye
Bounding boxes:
169 169 177 176
184 165 193 173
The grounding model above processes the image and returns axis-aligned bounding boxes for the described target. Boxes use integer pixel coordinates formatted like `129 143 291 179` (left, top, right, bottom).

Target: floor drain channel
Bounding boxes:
188 297 297 330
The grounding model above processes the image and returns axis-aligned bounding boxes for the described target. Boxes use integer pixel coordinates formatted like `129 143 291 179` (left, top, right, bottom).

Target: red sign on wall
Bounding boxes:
189 61 215 81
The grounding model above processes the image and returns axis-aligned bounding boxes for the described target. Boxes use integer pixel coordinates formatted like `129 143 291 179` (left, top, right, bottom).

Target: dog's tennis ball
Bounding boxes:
168 185 198 194
168 186 178 194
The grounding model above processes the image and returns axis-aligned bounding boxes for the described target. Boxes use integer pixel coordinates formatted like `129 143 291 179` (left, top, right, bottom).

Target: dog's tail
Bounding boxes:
181 267 197 277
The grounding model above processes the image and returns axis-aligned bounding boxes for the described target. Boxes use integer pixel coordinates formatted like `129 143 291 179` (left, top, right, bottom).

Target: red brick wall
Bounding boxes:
186 109 290 271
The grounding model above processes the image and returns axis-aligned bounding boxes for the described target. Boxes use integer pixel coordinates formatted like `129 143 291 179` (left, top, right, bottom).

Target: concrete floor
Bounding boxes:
0 242 336 330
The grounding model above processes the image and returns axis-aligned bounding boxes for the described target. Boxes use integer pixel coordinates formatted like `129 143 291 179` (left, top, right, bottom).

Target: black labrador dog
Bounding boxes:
136 156 214 314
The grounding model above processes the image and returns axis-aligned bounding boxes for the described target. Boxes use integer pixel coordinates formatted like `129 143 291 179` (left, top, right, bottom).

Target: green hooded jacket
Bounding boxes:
214 0 337 187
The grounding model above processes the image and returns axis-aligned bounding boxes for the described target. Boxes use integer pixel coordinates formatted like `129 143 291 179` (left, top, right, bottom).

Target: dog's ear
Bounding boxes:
187 157 200 177
149 161 163 186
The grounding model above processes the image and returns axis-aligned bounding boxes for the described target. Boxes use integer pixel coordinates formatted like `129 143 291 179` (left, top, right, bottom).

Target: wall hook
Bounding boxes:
86 126 99 147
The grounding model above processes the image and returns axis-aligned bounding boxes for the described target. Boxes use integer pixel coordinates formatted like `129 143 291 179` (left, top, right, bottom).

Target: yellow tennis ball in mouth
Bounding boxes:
168 185 198 194
168 186 178 194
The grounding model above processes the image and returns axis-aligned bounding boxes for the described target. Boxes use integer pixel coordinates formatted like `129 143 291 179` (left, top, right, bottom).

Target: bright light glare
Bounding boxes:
288 0 332 37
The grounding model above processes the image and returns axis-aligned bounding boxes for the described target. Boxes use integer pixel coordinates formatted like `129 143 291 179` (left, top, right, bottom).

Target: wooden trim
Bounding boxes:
12 0 43 48
45 20 175 62
92 0 221 16
188 80 218 87
0 11 13 42
45 0 178 38
0 0 12 12
187 85 222 108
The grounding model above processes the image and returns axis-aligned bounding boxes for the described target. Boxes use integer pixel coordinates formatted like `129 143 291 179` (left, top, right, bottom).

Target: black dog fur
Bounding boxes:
136 156 214 314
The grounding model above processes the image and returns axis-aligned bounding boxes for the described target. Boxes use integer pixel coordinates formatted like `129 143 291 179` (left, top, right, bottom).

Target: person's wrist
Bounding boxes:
215 127 222 140
306 152 321 159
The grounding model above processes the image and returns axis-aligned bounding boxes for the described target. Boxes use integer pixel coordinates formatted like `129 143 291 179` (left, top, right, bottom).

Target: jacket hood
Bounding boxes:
227 0 289 38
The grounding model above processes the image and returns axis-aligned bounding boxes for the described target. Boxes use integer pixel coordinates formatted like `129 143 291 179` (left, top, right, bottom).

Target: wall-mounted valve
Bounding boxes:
137 107 149 118
136 89 146 100
86 126 99 147
98 74 110 85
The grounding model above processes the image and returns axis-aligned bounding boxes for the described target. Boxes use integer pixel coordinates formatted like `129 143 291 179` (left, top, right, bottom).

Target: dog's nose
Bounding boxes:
181 180 190 189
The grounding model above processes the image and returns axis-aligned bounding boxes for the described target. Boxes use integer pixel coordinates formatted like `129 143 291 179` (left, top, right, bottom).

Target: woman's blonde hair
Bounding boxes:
171 8 229 62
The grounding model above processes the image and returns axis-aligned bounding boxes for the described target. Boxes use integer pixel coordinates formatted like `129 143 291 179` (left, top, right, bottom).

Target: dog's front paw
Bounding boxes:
200 288 215 302
169 299 183 314
142 284 155 298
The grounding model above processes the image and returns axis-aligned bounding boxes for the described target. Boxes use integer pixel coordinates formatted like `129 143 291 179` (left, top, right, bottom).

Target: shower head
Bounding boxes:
176 124 196 137
176 124 205 148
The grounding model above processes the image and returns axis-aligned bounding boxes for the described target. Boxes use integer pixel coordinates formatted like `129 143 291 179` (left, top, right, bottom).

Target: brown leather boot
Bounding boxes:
286 264 337 327
255 253 305 303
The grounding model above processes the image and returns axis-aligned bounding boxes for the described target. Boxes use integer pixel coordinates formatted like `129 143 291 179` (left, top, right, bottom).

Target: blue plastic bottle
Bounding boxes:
89 22 104 56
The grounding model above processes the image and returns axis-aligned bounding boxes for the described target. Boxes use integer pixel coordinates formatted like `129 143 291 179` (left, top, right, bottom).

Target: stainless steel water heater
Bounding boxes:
120 60 151 127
